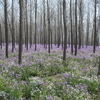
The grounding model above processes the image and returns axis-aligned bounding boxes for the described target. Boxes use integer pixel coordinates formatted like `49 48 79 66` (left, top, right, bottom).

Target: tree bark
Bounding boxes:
93 0 97 53
63 0 67 62
26 0 28 50
43 0 46 48
34 0 37 51
0 24 2 49
12 0 15 52
75 0 77 56
4 0 8 58
30 0 32 48
47 0 50 53
70 0 73 54
86 6 90 48
18 0 23 64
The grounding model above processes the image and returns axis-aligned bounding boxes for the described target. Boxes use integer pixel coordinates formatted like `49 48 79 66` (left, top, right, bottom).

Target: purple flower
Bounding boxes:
22 81 27 84
0 64 2 66
46 96 53 100
63 82 67 85
63 73 70 78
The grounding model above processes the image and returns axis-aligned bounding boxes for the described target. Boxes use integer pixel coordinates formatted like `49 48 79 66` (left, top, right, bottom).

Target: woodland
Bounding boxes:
0 0 100 100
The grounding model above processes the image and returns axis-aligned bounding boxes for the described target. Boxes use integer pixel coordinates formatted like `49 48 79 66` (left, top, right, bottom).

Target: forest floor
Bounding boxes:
0 44 100 100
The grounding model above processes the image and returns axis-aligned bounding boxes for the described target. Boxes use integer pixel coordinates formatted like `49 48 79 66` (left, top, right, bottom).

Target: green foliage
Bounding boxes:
22 83 32 100
0 77 6 91
9 87 21 100
0 46 100 99
28 69 39 77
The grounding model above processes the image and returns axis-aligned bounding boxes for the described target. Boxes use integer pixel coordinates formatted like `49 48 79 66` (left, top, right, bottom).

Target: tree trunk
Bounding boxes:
63 0 67 62
55 17 57 46
4 0 8 58
18 0 23 64
57 3 60 48
30 0 32 48
0 24 2 49
12 0 15 52
51 28 52 49
26 0 28 50
86 7 90 48
47 0 50 53
35 0 37 51
70 0 73 53
43 0 46 48
78 0 82 49
93 0 97 53
75 0 77 56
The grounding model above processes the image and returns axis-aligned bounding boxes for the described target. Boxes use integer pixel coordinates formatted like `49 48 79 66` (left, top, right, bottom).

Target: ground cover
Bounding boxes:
0 44 100 100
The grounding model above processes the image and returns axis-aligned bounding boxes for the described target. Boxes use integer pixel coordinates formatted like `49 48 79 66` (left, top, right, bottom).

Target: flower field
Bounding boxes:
0 44 100 100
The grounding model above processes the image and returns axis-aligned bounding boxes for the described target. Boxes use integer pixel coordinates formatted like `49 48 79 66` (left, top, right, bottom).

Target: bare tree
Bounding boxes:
47 0 50 53
25 0 28 50
50 28 52 49
75 0 77 56
70 0 73 54
57 2 60 48
0 23 2 49
54 17 57 46
63 0 67 62
11 0 15 52
93 0 97 53
86 4 90 48
4 0 8 58
78 0 83 49
18 0 23 64
30 0 32 48
43 0 46 48
34 0 37 51
59 2 63 49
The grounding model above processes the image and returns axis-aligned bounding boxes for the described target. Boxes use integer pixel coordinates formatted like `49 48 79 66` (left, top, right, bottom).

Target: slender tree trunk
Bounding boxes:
91 30 94 46
78 0 82 49
0 24 2 49
26 0 28 50
35 0 37 51
78 19 81 49
40 14 42 45
97 37 99 46
4 0 8 58
75 0 77 56
70 0 73 54
60 2 63 49
86 7 90 48
80 0 84 48
57 3 60 48
24 17 26 47
18 0 23 64
63 0 67 62
68 32 70 47
30 0 32 48
51 29 52 49
55 17 57 46
47 0 50 53
93 0 96 53
15 24 18 44
12 0 15 52
62 31 63 49
43 0 46 48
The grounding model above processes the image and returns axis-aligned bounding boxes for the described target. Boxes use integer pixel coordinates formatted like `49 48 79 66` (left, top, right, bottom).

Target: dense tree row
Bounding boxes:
0 0 100 75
